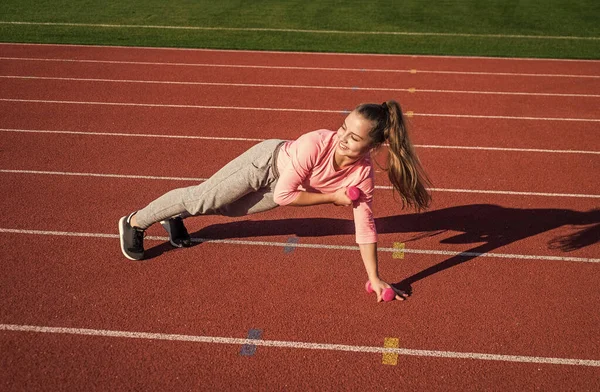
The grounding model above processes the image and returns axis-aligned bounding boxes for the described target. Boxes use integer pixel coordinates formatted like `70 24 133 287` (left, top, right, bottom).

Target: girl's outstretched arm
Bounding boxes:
359 243 406 302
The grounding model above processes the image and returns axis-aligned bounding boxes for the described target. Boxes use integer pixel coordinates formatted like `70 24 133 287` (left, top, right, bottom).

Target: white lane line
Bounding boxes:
0 98 341 114
1 98 598 122
2 128 599 155
0 169 205 182
1 324 599 367
1 57 598 79
414 144 600 155
2 169 599 199
413 113 600 122
425 187 600 199
0 128 265 143
1 21 598 42
3 42 600 63
415 88 600 98
421 69 600 78
0 227 598 264
2 75 598 98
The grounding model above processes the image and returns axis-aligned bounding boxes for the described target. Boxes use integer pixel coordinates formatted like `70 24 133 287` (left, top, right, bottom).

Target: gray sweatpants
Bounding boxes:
135 139 286 229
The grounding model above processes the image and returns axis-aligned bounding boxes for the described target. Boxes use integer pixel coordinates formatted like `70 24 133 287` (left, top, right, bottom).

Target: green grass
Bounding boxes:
1 0 599 58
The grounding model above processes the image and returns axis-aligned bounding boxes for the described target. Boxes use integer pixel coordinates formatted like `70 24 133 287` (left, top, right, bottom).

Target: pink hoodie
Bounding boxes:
274 130 377 244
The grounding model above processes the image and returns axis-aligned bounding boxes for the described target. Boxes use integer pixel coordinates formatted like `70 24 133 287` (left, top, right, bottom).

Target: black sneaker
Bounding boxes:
161 216 192 248
118 212 145 260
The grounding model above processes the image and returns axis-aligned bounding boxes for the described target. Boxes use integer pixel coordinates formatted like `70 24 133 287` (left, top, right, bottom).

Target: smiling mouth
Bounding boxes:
339 142 349 151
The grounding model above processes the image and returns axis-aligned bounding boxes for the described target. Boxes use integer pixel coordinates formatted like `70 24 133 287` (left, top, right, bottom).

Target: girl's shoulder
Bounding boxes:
293 129 336 154
297 129 335 143
286 129 335 167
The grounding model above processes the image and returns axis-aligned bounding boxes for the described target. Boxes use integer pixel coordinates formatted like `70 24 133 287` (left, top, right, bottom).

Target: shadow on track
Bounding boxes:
149 204 600 296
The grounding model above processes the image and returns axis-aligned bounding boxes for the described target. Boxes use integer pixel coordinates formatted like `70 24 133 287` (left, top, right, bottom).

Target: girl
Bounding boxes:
119 100 431 302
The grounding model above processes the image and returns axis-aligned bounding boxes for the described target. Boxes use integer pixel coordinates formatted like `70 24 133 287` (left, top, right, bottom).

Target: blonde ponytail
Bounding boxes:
356 100 432 210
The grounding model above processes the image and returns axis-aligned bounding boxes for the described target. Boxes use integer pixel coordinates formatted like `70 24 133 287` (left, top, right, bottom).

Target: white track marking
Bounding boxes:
0 228 598 264
1 57 598 79
1 98 598 122
2 169 599 199
413 113 600 122
2 42 600 63
420 69 600 78
0 128 265 142
0 98 341 113
2 75 598 98
414 88 599 98
412 144 600 155
1 21 598 42
2 128 599 155
424 187 600 198
1 324 599 367
0 169 205 182
0 56 408 74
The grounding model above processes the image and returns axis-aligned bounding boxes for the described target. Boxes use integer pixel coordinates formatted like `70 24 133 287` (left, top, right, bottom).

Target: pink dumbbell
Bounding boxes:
365 281 395 302
346 186 360 201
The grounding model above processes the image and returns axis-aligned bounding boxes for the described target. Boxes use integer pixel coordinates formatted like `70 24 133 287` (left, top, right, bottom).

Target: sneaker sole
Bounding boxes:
160 220 184 248
119 216 142 261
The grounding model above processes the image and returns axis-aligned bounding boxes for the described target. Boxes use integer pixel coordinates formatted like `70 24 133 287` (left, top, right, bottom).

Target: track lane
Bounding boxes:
1 101 598 152
0 230 598 363
1 78 598 119
3 329 599 391
2 60 599 96
2 43 599 75
1 133 598 196
0 172 597 262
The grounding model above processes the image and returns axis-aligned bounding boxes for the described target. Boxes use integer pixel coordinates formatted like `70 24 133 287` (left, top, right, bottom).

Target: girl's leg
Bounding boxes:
133 139 284 229
200 185 279 217
120 139 283 260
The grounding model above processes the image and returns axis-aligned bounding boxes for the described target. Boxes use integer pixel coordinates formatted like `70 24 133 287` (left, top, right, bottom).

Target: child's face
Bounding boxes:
336 110 373 160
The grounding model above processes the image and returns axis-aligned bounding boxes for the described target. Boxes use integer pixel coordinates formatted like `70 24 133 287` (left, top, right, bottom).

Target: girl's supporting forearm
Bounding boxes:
359 242 379 280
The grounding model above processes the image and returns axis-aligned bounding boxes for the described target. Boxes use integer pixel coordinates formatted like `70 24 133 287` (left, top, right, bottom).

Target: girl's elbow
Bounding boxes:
273 192 289 206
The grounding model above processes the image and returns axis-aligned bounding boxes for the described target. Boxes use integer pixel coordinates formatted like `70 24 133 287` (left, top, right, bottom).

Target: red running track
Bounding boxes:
0 43 599 390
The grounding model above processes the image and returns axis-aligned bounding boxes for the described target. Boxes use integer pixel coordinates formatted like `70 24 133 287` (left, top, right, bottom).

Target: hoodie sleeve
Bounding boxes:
352 171 377 244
